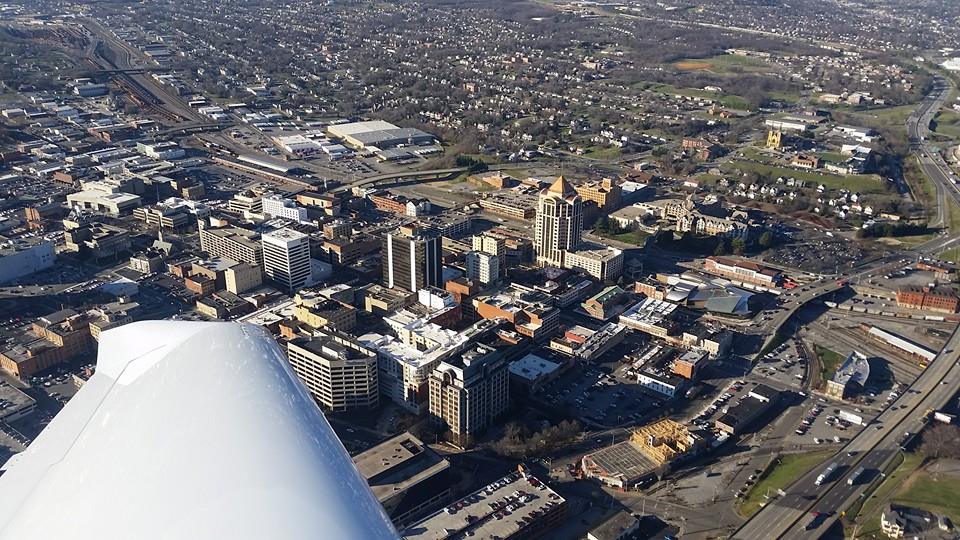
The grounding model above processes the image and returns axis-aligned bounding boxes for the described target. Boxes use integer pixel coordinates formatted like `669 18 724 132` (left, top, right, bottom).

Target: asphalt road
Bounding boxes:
734 323 960 539
908 77 959 228
733 81 960 539
754 253 910 355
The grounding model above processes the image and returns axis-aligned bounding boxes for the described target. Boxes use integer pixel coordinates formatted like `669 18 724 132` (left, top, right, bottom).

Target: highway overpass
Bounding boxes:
734 324 960 539
735 80 960 538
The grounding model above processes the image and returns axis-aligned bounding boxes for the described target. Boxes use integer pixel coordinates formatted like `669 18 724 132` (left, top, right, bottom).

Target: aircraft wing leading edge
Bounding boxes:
0 321 398 540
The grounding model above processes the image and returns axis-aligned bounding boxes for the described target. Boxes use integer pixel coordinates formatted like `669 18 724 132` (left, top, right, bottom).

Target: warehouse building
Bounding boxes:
327 120 436 151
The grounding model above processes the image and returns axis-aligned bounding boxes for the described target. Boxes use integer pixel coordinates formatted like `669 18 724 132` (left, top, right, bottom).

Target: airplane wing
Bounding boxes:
0 321 398 540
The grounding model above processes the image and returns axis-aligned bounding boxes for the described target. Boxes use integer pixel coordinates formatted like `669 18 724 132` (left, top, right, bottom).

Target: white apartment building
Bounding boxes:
262 194 310 223
465 250 499 285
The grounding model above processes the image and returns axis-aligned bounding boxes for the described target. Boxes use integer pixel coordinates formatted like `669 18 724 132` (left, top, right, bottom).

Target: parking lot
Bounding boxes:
28 365 87 408
687 378 750 433
753 337 808 389
783 395 874 449
534 361 662 429
764 230 873 274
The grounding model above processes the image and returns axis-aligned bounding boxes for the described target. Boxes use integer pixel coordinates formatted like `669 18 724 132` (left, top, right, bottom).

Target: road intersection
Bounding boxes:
734 77 960 539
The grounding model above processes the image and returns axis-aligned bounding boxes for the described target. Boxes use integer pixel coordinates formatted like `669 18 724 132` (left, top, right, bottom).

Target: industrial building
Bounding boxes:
896 286 960 314
861 324 937 365
327 120 436 151
825 351 870 399
715 384 780 434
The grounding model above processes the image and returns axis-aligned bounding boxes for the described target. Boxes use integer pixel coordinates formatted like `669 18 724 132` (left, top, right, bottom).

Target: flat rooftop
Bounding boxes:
263 227 308 242
1 330 56 365
203 227 261 248
619 296 677 325
402 471 565 540
327 120 399 137
583 440 658 482
0 381 36 420
509 353 561 382
0 236 52 257
568 241 622 261
195 256 239 272
353 432 449 502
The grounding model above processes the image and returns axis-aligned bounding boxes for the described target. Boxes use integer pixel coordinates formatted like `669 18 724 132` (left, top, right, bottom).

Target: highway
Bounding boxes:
908 77 960 230
754 253 909 356
734 79 960 539
756 78 960 352
734 325 960 539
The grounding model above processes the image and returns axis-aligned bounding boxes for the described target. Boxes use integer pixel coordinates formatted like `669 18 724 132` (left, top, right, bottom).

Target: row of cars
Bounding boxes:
691 381 746 429
733 469 764 499
30 370 73 388
795 403 825 437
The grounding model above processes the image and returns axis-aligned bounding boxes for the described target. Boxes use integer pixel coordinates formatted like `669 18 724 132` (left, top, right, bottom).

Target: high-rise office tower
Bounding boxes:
262 228 311 293
534 176 583 268
428 344 508 448
382 224 442 292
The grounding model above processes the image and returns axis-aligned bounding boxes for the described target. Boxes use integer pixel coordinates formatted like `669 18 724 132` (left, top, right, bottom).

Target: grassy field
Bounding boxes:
815 345 845 386
739 146 778 164
949 196 960 234
641 82 751 110
908 155 938 221
931 108 960 141
720 160 888 194
852 452 924 537
878 233 938 249
497 168 531 181
836 104 916 141
818 151 846 164
941 247 960 263
892 468 960 522
739 451 834 517
671 54 775 75
849 104 917 128
594 228 650 246
584 145 623 160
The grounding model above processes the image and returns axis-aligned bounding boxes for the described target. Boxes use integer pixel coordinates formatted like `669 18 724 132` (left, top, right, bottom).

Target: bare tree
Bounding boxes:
918 424 960 460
